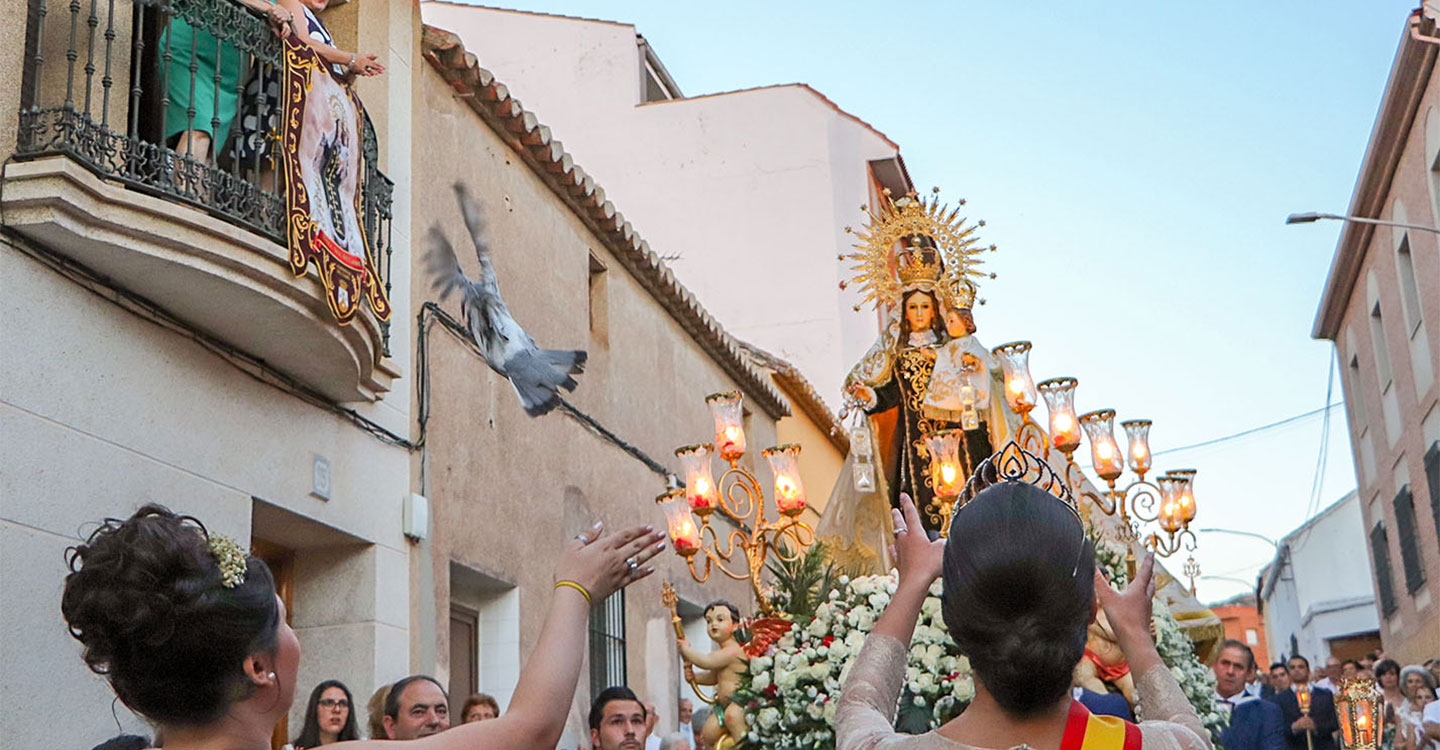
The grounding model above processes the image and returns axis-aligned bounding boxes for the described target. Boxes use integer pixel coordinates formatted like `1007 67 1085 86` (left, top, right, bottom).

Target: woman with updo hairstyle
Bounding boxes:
63 504 667 750
836 487 1212 750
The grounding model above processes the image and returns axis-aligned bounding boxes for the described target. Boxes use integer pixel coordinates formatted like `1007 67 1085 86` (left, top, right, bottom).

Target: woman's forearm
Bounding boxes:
870 578 927 645
498 587 590 742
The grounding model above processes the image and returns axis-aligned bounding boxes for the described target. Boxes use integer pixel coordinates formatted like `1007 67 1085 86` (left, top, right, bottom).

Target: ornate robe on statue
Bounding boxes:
862 331 960 534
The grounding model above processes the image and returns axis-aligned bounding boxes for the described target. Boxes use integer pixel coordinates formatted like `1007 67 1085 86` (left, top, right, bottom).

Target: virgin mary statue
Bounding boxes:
815 192 1016 572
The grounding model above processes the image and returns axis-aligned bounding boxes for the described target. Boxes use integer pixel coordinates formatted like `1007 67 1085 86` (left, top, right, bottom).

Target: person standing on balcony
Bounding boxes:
233 0 385 179
162 0 293 163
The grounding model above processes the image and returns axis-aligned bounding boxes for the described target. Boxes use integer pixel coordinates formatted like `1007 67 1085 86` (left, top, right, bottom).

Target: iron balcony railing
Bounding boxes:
16 0 393 354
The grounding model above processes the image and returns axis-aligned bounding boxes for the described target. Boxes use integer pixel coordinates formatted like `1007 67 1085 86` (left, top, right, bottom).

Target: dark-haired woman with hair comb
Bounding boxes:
835 490 1212 750
61 504 665 750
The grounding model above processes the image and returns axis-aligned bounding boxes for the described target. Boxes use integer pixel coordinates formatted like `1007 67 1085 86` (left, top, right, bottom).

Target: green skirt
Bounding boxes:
160 17 245 146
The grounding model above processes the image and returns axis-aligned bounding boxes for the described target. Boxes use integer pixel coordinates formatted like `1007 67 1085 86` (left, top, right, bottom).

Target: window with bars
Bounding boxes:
589 590 627 700
1393 485 1427 594
1427 443 1440 545
1370 522 1398 616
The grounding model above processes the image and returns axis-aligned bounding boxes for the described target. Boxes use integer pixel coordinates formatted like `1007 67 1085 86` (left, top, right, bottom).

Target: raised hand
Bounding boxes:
1095 551 1157 653
557 521 666 601
890 492 944 591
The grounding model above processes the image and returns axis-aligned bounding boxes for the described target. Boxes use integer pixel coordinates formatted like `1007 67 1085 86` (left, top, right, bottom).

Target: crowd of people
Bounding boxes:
271 677 699 750
1208 642 1440 750
63 504 668 750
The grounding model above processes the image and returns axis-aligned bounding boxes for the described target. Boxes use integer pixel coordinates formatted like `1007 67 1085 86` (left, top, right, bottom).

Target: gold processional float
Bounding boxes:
647 188 1312 749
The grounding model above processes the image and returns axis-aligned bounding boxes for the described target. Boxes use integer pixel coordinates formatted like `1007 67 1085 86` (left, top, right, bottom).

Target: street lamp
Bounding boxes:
1285 211 1440 235
1199 527 1279 549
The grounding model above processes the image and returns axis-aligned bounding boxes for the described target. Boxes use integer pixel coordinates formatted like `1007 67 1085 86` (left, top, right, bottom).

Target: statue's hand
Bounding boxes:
677 636 689 652
846 383 876 409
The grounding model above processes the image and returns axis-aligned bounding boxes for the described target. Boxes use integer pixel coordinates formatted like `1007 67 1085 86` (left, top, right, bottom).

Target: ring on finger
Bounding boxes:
575 533 589 545
893 525 908 536
625 556 639 573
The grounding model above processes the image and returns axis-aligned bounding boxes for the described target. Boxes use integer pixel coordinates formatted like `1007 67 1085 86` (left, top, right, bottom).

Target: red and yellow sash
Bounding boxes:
1060 700 1142 750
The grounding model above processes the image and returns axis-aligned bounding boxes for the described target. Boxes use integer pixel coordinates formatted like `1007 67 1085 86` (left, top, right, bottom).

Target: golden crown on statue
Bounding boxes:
842 188 995 313
896 244 944 286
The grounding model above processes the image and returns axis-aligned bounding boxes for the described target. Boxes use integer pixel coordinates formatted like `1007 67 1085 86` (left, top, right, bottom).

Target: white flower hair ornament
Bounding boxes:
208 534 248 589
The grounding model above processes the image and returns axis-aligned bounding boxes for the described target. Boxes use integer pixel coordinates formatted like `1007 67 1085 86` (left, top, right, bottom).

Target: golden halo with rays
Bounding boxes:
842 188 996 313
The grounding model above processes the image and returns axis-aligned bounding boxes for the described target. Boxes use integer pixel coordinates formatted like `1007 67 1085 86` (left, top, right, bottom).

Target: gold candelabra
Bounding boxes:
656 392 815 614
992 343 1201 564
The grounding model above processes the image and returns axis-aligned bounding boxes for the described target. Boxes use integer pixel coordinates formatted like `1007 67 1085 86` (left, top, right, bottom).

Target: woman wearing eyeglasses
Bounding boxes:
292 681 360 749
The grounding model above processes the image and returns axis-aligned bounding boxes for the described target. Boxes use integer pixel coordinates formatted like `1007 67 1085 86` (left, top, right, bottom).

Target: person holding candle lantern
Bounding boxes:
1277 656 1341 750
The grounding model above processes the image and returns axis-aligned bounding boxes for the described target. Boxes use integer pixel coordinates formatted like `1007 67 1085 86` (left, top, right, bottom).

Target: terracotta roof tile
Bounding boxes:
422 24 790 419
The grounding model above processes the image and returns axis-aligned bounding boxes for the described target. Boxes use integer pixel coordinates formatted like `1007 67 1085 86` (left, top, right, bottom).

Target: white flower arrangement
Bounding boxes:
736 536 1223 749
736 574 971 749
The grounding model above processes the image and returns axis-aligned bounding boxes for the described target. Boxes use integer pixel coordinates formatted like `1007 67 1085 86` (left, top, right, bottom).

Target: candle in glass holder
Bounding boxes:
675 444 720 516
763 444 806 516
656 489 702 557
993 342 1038 415
1121 419 1153 476
1157 475 1184 534
706 391 747 461
1039 377 1082 454
1080 409 1125 481
923 429 965 498
1169 469 1197 524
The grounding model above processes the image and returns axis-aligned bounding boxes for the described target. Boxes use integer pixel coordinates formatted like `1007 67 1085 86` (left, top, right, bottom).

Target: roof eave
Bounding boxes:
421 24 790 420
1313 13 1438 340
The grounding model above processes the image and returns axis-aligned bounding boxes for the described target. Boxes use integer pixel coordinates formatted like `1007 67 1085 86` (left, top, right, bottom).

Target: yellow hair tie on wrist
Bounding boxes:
554 580 591 604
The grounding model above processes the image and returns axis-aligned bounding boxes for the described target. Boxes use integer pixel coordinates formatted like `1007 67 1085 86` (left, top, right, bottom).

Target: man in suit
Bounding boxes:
1275 656 1341 750
1215 641 1286 750
1245 652 1275 700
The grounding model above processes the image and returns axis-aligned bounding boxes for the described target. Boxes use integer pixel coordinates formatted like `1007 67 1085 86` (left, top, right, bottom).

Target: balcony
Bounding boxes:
4 0 399 402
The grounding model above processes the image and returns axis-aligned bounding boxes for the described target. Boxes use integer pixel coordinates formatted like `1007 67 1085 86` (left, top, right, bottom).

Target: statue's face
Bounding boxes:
945 308 975 338
705 606 736 641
904 293 935 333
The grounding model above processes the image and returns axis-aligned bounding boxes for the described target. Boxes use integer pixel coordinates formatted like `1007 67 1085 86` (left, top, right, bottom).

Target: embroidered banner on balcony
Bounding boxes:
278 35 391 325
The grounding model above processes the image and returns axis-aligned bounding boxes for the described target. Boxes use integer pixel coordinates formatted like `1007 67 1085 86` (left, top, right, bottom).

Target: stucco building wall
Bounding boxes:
1259 493 1382 665
1 1 418 746
418 2 903 409
411 62 762 745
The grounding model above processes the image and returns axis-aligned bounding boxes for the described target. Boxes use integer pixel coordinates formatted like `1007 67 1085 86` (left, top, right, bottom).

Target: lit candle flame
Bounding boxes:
1132 444 1149 460
776 475 797 498
1054 413 1075 431
694 477 710 495
1097 442 1116 460
940 462 958 484
1008 378 1024 395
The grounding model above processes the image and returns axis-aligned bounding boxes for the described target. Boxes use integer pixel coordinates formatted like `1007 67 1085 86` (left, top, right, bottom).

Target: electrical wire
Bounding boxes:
4 229 677 487
2 228 417 449
1149 401 1344 459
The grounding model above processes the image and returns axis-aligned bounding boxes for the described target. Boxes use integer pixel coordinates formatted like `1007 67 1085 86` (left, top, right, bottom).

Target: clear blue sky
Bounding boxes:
470 1 1416 603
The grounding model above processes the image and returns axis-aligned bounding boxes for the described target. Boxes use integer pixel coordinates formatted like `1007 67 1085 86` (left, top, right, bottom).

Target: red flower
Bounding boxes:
823 636 835 646
764 684 778 697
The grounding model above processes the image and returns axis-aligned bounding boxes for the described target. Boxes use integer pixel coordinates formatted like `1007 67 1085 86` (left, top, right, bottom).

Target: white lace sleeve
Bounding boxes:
1133 664 1213 750
836 634 907 750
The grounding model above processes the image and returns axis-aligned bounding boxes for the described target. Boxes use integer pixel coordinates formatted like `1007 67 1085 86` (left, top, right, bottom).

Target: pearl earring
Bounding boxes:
268 672 277 681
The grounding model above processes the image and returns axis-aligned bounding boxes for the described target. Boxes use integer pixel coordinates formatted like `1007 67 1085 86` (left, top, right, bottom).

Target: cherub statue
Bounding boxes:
1072 608 1137 706
677 601 748 750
